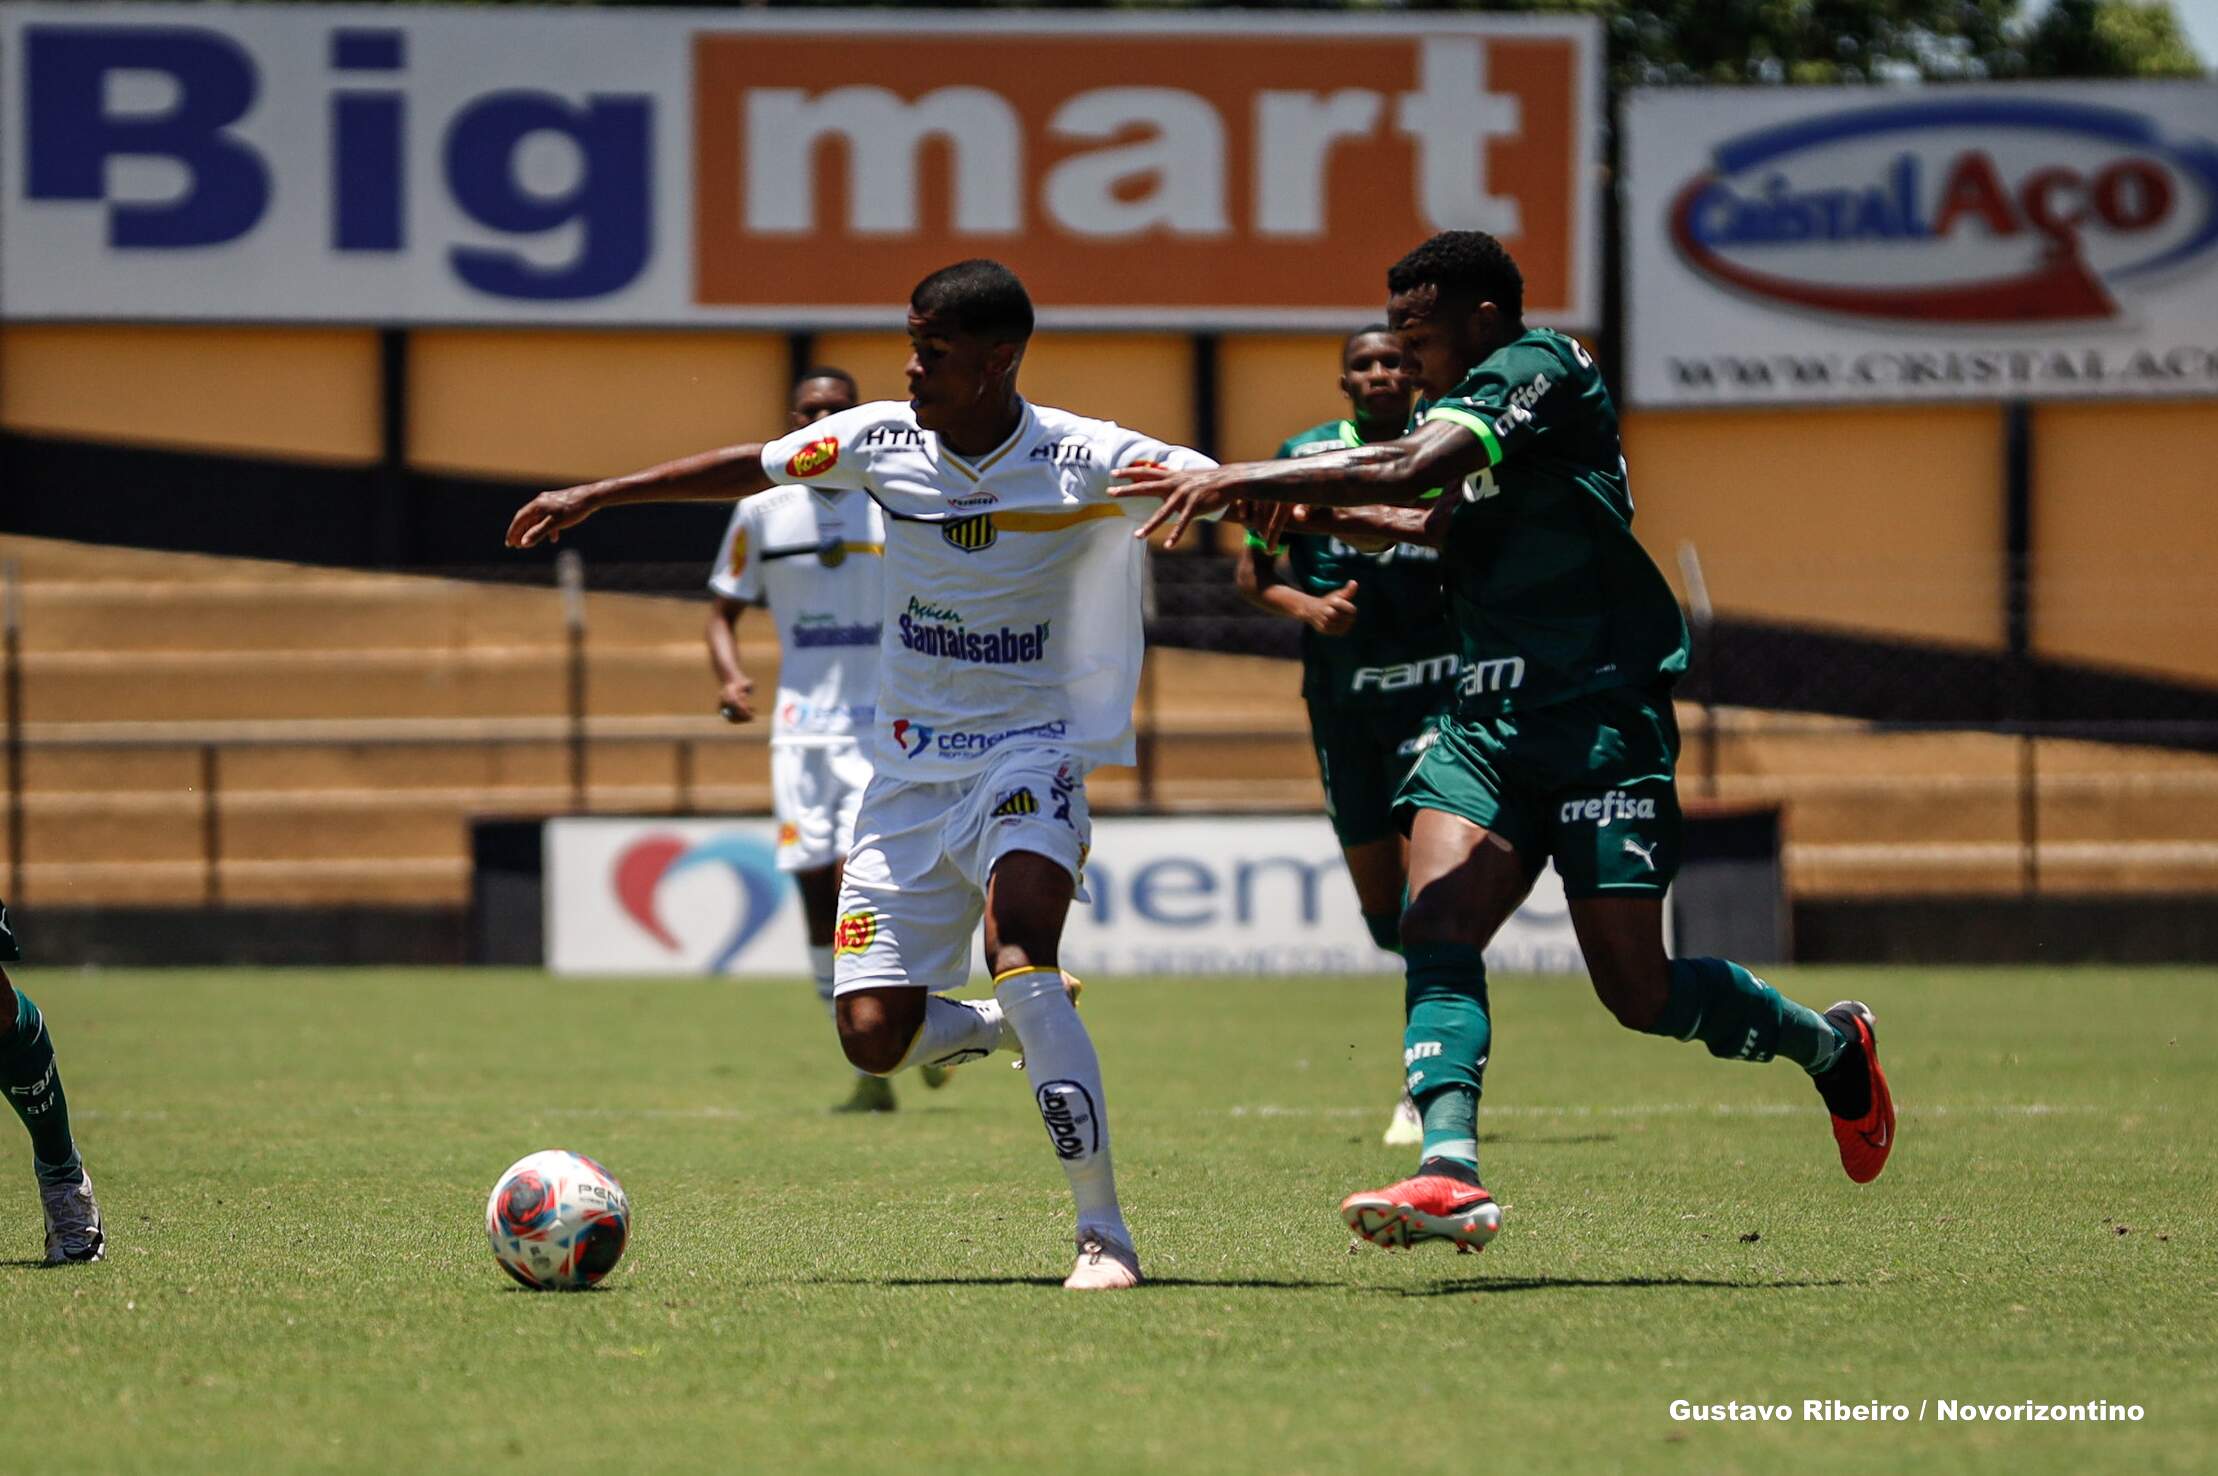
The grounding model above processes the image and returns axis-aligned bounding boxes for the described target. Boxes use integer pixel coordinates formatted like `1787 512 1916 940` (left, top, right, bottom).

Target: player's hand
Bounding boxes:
717 675 756 723
1305 581 1359 636
1112 463 1234 550
505 485 599 549
1233 498 1298 551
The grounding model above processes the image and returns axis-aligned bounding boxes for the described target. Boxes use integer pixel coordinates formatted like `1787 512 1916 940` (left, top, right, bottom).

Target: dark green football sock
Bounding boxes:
1403 943 1490 1170
2 989 82 1185
1649 957 1847 1073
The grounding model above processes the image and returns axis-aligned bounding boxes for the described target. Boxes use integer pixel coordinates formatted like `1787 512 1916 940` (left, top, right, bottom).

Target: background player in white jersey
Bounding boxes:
707 368 946 1113
507 261 1216 1290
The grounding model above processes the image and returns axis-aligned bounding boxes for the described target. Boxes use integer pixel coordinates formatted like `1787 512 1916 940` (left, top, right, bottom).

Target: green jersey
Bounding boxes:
1257 419 1458 712
1419 328 1688 716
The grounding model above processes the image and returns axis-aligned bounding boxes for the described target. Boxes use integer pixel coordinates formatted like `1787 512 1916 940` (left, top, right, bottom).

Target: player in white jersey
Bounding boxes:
507 261 1216 1290
706 368 947 1113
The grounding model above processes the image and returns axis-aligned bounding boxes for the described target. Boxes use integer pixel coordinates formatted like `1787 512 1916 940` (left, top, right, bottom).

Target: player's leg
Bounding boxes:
1312 700 1425 1144
1341 707 1545 1250
0 903 105 1263
827 743 946 1092
1569 897 1893 1181
966 754 1136 1289
1552 689 1894 1182
776 745 893 1110
829 777 1008 1078
1347 837 1424 1145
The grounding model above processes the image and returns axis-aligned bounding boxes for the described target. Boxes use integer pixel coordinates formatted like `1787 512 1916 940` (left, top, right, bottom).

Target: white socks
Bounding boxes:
995 967 1129 1248
889 994 1006 1073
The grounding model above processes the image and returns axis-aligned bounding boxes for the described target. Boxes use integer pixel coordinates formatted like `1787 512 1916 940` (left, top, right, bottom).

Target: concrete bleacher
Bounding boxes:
4 533 2216 908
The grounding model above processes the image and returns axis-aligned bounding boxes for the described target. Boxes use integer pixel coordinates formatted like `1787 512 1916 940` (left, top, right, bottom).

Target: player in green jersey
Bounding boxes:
1118 232 1895 1254
0 899 105 1262
1235 327 1455 1147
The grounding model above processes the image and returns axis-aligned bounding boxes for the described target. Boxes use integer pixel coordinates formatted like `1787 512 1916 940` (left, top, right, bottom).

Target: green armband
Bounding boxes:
1243 528 1282 555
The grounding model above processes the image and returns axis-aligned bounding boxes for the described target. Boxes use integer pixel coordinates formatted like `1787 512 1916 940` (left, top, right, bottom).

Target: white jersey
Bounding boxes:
758 400 1214 779
708 484 885 745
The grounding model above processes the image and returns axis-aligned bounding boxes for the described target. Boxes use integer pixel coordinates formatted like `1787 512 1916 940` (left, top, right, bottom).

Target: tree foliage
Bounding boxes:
244 0 2211 81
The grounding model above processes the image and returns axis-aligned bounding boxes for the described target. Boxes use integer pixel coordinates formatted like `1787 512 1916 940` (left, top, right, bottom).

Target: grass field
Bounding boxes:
2 966 2213 1475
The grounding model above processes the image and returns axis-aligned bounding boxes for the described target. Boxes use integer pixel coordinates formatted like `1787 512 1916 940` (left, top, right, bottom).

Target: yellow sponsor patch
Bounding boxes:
785 436 840 479
832 910 877 956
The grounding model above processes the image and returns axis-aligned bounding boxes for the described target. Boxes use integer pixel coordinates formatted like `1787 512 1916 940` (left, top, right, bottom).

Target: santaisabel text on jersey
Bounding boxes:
758 400 1215 777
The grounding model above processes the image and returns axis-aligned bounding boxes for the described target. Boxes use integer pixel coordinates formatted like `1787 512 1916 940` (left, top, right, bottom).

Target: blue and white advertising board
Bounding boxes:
545 815 1586 978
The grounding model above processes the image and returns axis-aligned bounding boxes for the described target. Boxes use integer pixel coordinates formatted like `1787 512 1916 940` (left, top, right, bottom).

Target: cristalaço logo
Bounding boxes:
1669 97 2218 324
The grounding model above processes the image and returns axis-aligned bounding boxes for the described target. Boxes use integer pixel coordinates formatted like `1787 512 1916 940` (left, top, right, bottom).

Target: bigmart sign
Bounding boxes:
2 6 1600 328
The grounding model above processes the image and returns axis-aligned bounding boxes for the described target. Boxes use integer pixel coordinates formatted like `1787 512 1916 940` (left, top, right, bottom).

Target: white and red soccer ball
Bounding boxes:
485 1150 630 1290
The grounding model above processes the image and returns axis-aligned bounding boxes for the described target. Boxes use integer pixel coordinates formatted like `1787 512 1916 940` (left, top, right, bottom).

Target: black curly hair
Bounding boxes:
1341 323 1396 361
1386 232 1524 324
910 259 1035 343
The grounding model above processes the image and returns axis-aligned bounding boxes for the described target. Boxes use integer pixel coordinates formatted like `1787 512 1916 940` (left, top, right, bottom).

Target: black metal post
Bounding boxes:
2004 400 2038 894
3 562 24 902
200 744 222 906
374 328 411 567
558 550 588 813
1190 332 1221 552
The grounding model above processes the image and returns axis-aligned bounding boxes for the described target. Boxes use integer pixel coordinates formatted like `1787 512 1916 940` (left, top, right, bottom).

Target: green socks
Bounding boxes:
1650 957 1847 1073
1404 942 1490 1172
1417 1084 1479 1172
1 989 82 1186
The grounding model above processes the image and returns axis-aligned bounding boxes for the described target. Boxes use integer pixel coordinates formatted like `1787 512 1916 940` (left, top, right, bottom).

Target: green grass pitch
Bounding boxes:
2 966 2213 1474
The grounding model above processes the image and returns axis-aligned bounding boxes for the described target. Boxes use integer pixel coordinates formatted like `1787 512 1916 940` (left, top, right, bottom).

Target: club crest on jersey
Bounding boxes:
832 910 878 956
942 514 998 552
785 436 840 479
990 787 1039 818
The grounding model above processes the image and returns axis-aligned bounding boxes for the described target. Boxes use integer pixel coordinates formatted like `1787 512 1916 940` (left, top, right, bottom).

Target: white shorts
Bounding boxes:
831 746 1092 996
770 740 873 873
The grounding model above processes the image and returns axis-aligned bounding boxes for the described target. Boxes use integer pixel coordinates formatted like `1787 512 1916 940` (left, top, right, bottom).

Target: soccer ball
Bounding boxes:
485 1150 631 1290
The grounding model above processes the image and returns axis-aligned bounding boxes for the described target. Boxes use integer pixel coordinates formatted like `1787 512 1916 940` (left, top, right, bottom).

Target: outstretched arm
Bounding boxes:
1287 501 1452 551
506 443 774 549
1114 420 1486 548
1234 541 1359 636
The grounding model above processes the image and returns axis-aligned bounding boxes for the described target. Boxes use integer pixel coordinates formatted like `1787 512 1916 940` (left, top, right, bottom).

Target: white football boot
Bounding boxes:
41 1164 105 1264
1382 1093 1424 1147
1064 1228 1142 1291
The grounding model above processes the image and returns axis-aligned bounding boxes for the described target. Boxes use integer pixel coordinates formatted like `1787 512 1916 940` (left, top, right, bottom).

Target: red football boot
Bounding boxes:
1816 1001 1895 1184
1340 1170 1502 1252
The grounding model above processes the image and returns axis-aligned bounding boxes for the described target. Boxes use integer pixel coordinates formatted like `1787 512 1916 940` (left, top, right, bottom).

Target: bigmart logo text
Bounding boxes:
4 8 1596 325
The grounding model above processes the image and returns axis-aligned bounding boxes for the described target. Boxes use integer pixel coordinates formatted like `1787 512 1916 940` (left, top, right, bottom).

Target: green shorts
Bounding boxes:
0 895 18 963
1305 698 1439 850
1394 684 1681 897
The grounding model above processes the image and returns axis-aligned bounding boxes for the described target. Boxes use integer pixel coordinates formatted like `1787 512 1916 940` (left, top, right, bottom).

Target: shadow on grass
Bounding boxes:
1382 1274 1851 1298
1480 1133 1620 1146
842 1275 1343 1291
1 1257 71 1270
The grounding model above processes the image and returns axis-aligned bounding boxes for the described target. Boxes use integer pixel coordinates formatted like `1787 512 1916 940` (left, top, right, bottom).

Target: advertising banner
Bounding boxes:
1625 82 2218 405
3 5 1599 328
545 815 1585 979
